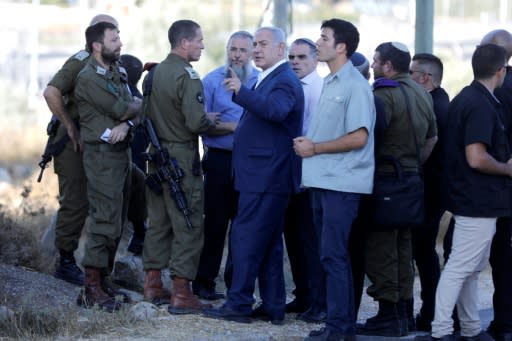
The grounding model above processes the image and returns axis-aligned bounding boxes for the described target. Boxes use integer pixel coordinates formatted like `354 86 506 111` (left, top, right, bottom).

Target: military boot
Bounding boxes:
144 269 171 306
356 300 402 337
168 277 212 315
77 267 122 312
54 250 84 286
101 274 131 303
398 299 412 336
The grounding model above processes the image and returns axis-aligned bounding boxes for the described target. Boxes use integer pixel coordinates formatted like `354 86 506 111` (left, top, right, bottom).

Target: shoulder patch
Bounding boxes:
185 67 200 80
373 78 400 90
96 66 107 76
118 66 128 83
74 50 90 61
119 66 127 77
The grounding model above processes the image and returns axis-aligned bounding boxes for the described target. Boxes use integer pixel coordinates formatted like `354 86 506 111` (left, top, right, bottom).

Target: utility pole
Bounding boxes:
273 0 289 39
415 0 434 53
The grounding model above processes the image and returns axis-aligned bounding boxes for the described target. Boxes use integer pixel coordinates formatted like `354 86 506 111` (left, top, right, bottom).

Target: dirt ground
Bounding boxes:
0 167 495 341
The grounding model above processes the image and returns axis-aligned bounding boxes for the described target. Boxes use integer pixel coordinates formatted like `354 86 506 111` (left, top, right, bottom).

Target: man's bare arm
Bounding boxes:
43 85 82 151
294 128 369 158
466 142 512 177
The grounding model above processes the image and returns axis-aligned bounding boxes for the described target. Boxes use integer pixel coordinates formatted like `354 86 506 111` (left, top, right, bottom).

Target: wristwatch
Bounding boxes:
126 120 135 128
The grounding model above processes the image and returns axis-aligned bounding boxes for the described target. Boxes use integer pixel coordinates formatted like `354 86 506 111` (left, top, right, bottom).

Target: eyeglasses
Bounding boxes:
409 69 432 76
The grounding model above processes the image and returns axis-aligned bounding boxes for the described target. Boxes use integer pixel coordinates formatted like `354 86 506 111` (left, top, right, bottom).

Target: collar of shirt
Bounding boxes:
255 58 287 88
325 60 354 84
300 69 321 86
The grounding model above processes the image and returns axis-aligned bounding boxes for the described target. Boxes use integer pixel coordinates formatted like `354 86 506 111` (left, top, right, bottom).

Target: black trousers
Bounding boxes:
349 215 366 316
127 163 146 238
194 148 237 290
411 206 443 322
283 189 318 306
489 217 512 333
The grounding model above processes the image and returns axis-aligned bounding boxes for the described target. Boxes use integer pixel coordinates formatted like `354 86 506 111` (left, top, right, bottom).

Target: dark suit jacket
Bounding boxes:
232 62 304 194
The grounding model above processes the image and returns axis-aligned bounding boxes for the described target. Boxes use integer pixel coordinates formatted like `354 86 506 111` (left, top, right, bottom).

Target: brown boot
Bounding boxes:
168 277 212 314
101 274 131 303
77 267 122 312
144 270 171 306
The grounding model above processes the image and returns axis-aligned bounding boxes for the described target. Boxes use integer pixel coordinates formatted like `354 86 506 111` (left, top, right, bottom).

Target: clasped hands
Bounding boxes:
293 136 316 158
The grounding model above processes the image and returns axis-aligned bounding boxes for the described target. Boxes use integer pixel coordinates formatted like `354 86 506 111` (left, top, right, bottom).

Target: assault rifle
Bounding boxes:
143 118 193 230
37 116 67 182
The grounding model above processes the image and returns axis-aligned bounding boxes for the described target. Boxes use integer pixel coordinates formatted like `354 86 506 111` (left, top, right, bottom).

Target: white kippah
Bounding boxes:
391 41 409 53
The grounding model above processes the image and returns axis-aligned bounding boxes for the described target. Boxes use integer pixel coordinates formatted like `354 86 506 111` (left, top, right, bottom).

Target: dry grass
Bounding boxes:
0 297 155 340
0 213 53 272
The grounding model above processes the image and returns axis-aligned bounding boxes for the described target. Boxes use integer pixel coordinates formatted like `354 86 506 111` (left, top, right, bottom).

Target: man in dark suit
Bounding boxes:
204 26 304 324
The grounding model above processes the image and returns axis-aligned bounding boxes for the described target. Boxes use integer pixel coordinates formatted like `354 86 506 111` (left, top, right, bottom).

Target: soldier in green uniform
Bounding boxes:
142 19 235 314
74 21 141 312
43 14 118 286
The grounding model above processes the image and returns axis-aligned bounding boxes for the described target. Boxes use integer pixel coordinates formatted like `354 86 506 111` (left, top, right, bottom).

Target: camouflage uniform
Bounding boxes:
47 50 90 254
142 53 214 280
74 56 133 271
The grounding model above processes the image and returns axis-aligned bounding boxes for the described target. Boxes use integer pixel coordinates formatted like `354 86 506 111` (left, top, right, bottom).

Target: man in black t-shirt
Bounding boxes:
409 53 450 332
481 29 512 341
415 44 512 341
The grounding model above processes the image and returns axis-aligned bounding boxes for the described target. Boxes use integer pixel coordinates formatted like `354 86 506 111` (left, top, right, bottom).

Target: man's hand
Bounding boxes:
207 112 221 125
108 122 130 144
65 122 82 152
223 67 242 95
293 136 316 158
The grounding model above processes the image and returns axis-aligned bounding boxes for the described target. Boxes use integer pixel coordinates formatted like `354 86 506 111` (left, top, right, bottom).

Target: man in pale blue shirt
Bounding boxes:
294 19 375 341
285 38 325 318
193 31 259 300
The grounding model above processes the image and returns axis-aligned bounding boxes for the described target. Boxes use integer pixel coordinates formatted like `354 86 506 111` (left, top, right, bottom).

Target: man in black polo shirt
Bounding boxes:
415 44 512 341
481 29 512 341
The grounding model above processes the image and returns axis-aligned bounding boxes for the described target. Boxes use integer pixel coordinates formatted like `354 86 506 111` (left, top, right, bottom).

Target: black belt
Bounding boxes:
208 147 232 154
85 142 129 152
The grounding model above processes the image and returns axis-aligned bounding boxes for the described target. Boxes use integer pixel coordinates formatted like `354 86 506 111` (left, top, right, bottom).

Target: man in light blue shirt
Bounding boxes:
294 19 375 341
193 31 259 300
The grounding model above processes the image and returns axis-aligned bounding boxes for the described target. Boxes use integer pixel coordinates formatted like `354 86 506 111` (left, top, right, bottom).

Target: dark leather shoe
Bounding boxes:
459 331 496 341
252 305 284 325
494 332 512 341
286 298 309 313
487 326 512 341
412 335 456 341
297 306 326 323
304 327 353 341
203 304 252 324
193 286 225 300
497 332 512 341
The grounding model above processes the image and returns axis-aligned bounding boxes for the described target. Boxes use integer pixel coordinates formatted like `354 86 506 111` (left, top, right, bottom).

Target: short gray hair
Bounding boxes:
255 26 286 45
